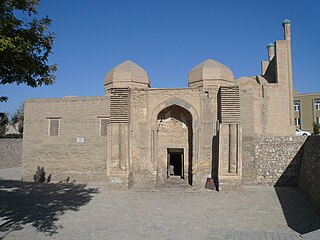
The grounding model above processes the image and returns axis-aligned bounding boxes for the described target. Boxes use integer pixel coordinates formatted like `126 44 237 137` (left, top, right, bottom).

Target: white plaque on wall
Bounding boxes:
77 138 85 143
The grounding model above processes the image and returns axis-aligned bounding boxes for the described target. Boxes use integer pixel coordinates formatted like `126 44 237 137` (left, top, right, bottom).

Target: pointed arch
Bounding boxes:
151 98 200 131
151 98 199 186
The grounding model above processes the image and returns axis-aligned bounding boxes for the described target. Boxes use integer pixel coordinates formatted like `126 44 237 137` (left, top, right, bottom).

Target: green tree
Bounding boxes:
10 104 24 134
0 0 57 102
313 122 320 135
0 112 9 135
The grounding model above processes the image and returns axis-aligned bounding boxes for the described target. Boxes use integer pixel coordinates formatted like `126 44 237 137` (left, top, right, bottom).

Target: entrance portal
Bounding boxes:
167 148 184 178
157 104 193 185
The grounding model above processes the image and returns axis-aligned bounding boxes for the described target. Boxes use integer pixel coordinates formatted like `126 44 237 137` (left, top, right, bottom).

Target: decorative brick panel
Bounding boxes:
49 119 60 136
100 118 110 136
110 88 130 123
218 86 240 123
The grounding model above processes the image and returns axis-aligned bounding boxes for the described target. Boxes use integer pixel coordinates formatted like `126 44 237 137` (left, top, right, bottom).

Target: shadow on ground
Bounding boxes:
275 187 320 235
0 179 99 236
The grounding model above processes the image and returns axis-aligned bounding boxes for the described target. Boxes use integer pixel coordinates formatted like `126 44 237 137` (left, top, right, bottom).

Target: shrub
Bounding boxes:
313 122 320 135
34 166 46 183
0 113 9 135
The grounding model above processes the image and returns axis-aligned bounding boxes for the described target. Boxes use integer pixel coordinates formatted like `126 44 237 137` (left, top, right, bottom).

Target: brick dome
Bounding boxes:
105 60 150 89
188 59 234 87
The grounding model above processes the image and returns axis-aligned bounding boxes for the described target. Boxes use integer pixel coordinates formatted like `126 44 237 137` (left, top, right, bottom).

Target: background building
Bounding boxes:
294 91 320 132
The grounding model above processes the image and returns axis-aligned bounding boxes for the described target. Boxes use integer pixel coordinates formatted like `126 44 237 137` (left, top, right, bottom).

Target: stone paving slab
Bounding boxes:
0 168 320 240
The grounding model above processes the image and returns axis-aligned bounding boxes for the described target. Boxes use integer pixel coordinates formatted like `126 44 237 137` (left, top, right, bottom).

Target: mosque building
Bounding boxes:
22 20 294 189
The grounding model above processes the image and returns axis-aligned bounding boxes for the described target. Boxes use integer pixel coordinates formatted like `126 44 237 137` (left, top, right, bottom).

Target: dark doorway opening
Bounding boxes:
171 154 182 176
167 148 184 178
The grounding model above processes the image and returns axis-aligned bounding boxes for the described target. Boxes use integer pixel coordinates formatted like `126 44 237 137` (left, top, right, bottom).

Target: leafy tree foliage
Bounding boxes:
10 104 24 134
313 122 320 135
0 0 57 101
0 112 9 135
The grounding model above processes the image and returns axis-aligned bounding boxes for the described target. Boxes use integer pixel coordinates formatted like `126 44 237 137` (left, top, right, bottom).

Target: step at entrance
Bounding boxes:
158 176 191 189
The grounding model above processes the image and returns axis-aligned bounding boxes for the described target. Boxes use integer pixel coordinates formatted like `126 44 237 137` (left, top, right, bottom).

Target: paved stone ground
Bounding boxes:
0 167 319 240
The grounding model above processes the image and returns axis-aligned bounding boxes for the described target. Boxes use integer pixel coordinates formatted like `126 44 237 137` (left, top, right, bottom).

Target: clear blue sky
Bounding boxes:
1 0 320 113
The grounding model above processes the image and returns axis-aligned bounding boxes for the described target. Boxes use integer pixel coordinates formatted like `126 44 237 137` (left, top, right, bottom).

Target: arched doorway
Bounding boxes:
157 105 193 185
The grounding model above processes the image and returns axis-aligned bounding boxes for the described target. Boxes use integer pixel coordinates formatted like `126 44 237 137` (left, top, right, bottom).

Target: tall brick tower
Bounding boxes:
282 19 294 127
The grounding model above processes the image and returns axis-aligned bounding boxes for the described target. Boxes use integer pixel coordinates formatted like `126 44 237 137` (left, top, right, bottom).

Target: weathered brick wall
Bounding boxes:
298 136 320 214
22 97 109 182
242 136 306 186
241 136 255 184
0 138 22 168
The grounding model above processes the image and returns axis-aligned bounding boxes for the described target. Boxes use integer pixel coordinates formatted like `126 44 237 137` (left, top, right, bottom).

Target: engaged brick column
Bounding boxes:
217 86 242 189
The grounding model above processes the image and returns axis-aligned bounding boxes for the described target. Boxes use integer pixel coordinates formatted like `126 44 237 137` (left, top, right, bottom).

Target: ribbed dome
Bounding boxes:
104 60 150 88
283 19 291 24
188 59 234 87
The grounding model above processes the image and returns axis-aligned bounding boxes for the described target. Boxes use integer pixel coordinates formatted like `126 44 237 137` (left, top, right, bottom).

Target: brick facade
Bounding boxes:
22 21 295 189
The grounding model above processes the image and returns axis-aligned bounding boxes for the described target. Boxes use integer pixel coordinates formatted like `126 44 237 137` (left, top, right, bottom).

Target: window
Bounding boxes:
294 100 300 112
315 99 320 110
48 118 60 136
294 118 301 126
99 118 110 136
316 117 320 125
